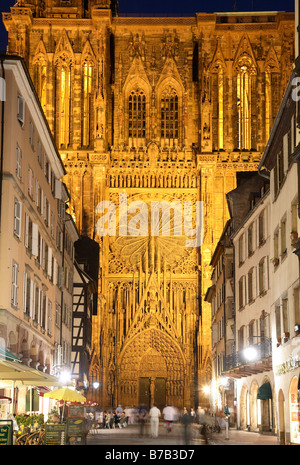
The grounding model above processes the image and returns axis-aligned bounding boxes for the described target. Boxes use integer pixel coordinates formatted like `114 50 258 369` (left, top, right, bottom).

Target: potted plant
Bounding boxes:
271 257 279 266
291 231 298 243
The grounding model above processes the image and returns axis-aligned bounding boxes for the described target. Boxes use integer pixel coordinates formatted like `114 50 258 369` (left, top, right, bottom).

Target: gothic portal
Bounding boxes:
3 1 294 408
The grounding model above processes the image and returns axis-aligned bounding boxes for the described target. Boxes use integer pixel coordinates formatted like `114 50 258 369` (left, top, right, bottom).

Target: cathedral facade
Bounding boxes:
3 0 294 409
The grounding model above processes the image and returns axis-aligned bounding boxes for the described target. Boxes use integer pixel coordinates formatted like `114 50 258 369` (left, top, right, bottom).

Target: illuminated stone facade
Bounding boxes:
3 1 294 408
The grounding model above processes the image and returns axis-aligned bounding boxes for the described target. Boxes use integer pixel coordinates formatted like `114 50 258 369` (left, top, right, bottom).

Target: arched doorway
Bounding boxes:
257 380 273 432
239 385 248 429
278 389 286 445
138 348 167 410
249 380 259 431
118 328 186 409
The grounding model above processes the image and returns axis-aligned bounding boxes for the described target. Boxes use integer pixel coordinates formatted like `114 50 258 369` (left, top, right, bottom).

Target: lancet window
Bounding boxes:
56 55 72 149
82 60 93 147
160 86 179 146
128 88 146 146
237 67 251 150
217 68 224 149
265 70 272 140
34 58 47 115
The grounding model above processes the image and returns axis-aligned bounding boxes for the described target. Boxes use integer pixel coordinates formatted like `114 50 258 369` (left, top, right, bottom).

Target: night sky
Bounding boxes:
0 0 295 53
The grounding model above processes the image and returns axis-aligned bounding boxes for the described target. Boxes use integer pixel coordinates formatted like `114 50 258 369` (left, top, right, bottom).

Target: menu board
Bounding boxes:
45 423 66 445
68 405 84 418
0 421 13 445
67 418 85 445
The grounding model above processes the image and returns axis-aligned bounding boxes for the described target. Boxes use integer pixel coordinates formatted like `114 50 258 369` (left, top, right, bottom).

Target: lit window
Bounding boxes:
237 68 251 150
160 86 178 146
218 68 224 149
128 88 146 146
83 61 93 147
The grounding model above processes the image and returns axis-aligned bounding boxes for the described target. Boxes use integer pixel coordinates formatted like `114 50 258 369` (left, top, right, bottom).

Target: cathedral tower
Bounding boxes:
3 4 294 408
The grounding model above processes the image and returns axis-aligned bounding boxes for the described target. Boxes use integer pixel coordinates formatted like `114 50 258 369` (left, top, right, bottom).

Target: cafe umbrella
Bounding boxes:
44 387 86 420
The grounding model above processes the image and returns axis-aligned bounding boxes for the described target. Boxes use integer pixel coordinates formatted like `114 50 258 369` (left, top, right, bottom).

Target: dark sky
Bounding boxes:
0 0 295 52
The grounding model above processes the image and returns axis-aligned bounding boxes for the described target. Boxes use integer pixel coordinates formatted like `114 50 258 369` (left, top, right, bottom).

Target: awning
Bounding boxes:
0 346 20 362
0 359 64 387
0 396 12 404
257 382 272 400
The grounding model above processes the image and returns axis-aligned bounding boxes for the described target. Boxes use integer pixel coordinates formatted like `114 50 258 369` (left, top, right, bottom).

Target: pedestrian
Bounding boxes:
190 408 196 422
116 404 123 414
199 409 210 445
149 403 161 438
162 404 176 433
138 404 148 437
181 407 193 445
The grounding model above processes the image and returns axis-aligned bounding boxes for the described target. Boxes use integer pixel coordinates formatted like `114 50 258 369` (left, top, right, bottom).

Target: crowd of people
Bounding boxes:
87 404 223 444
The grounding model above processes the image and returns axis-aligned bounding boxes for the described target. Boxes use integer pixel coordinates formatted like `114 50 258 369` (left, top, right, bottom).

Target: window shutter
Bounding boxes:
23 271 27 313
30 280 35 319
53 258 58 285
32 223 39 257
55 179 62 200
48 247 53 277
14 200 22 238
17 95 25 125
25 213 29 248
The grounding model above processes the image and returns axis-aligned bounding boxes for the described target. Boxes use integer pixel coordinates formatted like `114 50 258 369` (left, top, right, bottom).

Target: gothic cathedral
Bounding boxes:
3 0 294 409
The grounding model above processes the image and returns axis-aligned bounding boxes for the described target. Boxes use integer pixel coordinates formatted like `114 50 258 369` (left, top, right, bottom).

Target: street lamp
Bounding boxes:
59 370 71 386
243 346 258 362
203 385 210 395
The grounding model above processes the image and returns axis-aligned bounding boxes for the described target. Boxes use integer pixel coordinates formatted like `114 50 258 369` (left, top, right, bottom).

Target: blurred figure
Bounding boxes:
116 405 123 414
97 411 104 429
149 403 161 438
181 407 193 445
190 408 196 422
196 406 204 424
199 408 210 445
107 411 114 429
138 403 148 437
162 405 176 433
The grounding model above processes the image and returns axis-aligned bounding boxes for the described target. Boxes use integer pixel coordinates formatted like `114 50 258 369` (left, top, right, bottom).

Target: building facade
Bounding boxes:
258 73 300 444
3 1 295 408
205 219 236 424
0 55 78 416
229 179 274 433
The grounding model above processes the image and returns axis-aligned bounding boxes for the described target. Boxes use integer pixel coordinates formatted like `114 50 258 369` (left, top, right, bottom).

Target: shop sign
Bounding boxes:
274 355 300 375
0 421 13 445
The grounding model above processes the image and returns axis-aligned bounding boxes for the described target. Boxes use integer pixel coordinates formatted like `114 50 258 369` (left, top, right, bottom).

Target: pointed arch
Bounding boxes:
233 34 257 150
157 77 183 148
264 46 280 140
32 40 48 115
81 41 96 147
54 31 74 149
123 57 152 147
211 41 226 150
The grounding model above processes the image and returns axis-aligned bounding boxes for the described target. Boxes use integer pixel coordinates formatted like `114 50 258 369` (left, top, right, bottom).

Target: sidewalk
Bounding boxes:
209 428 278 445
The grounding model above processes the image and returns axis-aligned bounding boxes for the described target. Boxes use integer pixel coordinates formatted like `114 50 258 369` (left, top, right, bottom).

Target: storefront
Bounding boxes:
274 355 300 444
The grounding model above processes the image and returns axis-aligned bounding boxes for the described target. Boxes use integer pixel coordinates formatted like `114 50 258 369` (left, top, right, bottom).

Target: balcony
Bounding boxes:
224 338 272 378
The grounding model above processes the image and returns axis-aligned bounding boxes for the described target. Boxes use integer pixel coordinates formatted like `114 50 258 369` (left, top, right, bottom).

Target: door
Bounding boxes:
154 378 166 411
139 377 150 408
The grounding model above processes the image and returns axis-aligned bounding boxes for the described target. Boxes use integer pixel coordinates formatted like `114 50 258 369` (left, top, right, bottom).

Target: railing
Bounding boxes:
224 337 272 372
